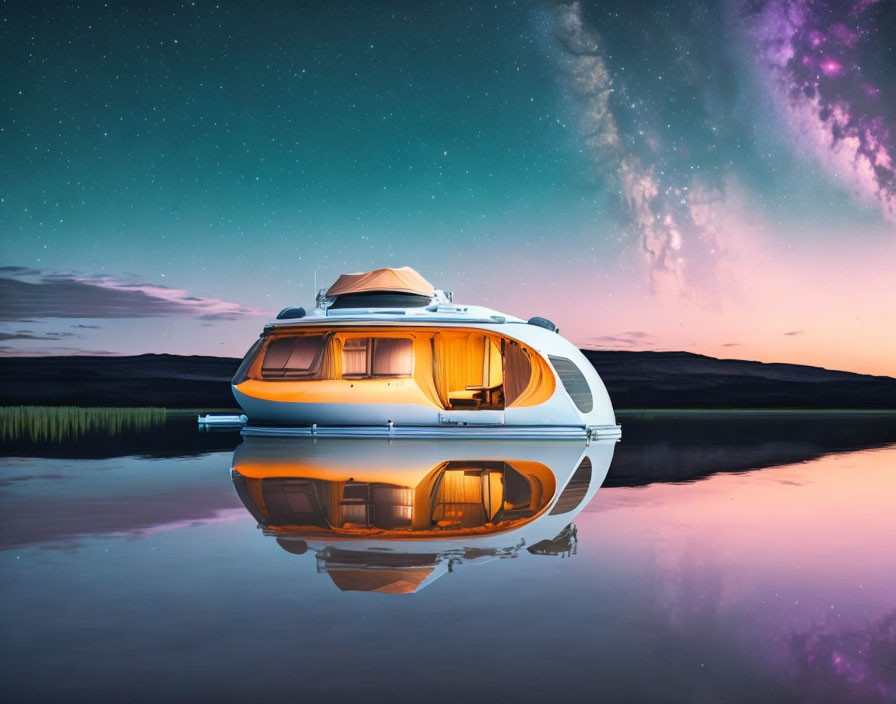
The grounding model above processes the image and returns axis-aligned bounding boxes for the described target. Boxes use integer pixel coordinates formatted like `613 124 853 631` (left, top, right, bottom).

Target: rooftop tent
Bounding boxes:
327 266 435 297
326 266 435 309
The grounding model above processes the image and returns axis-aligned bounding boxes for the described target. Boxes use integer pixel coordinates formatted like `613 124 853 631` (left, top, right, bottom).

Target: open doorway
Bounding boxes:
432 332 505 410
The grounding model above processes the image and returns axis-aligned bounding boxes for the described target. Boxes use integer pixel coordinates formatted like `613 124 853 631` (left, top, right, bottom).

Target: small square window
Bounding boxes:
342 338 370 377
341 337 413 378
371 338 413 377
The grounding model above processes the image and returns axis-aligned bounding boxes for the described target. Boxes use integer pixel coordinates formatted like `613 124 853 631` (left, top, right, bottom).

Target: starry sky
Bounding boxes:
2 0 895 375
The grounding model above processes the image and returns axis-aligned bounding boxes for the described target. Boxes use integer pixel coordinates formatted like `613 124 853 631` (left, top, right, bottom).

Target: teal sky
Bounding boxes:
4 3 599 277
2 1 895 374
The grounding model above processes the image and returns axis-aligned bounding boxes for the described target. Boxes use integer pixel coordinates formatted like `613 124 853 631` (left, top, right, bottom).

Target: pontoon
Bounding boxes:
231 267 620 440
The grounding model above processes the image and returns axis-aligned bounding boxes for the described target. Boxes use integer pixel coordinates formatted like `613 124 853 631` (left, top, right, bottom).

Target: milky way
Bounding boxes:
745 0 896 222
544 0 893 307
548 2 733 299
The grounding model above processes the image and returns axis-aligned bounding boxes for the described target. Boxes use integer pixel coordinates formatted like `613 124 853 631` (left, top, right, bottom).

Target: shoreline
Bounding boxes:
4 405 896 414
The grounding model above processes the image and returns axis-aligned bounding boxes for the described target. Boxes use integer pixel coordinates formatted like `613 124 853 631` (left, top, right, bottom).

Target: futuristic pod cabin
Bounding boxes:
231 267 620 440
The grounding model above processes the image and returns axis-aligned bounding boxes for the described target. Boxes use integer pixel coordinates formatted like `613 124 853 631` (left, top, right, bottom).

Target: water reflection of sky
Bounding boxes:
580 447 896 703
1 444 894 703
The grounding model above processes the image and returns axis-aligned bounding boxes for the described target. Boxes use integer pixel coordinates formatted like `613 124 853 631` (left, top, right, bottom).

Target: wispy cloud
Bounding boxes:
784 330 803 336
0 345 117 356
0 330 77 341
0 266 40 276
583 330 655 349
0 267 270 322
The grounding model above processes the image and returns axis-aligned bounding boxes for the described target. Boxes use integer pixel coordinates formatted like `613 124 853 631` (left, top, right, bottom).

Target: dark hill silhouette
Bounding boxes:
580 350 896 409
0 350 894 409
0 354 241 408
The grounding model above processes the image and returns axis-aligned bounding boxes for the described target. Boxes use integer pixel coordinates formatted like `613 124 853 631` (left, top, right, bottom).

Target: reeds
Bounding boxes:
0 406 167 443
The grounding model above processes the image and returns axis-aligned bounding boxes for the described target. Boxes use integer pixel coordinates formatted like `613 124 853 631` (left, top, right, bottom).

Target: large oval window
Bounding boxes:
548 355 593 413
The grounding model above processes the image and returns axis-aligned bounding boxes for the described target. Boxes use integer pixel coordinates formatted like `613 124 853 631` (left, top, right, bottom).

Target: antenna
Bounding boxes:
313 270 317 299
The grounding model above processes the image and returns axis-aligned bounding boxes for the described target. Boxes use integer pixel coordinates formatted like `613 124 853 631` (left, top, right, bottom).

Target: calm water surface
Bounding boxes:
1 415 895 704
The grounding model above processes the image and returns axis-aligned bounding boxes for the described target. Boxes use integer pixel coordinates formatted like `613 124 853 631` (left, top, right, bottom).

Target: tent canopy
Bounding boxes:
327 266 435 298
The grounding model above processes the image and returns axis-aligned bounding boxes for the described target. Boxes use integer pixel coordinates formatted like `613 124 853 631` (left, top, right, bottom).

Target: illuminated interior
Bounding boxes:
234 327 556 410
232 458 556 538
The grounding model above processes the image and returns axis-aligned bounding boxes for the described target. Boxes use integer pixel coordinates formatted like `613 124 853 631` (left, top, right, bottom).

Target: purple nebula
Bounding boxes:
745 0 896 223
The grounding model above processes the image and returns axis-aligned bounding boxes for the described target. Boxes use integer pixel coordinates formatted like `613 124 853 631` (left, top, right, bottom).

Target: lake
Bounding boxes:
1 413 895 703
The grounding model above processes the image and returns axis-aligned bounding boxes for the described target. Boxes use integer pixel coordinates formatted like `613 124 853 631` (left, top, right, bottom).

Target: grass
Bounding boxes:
0 406 168 443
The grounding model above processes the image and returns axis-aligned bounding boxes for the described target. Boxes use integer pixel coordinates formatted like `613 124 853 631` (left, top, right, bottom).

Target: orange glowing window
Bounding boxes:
261 335 326 378
342 337 413 378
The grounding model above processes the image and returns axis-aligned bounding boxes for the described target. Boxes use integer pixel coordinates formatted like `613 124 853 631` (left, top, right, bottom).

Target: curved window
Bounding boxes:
549 457 592 515
232 338 264 385
548 355 593 413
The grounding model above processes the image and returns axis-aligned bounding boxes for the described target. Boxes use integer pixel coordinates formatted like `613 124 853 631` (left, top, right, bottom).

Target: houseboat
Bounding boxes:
231 267 619 440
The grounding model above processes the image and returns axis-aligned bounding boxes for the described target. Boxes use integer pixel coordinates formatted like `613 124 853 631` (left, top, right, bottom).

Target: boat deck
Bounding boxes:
197 414 621 442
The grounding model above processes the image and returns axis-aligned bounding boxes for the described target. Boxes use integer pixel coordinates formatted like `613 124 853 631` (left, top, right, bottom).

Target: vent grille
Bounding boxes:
548 355 594 413
549 457 592 515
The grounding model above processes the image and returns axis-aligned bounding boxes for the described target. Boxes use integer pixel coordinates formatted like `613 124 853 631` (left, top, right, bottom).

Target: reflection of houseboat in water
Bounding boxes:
231 437 614 593
229 267 620 441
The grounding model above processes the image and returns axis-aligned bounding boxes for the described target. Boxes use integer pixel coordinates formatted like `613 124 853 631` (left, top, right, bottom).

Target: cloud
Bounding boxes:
783 330 803 336
0 266 41 276
71 324 102 329
0 330 77 341
722 342 742 347
0 267 270 322
584 330 655 349
0 345 117 356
